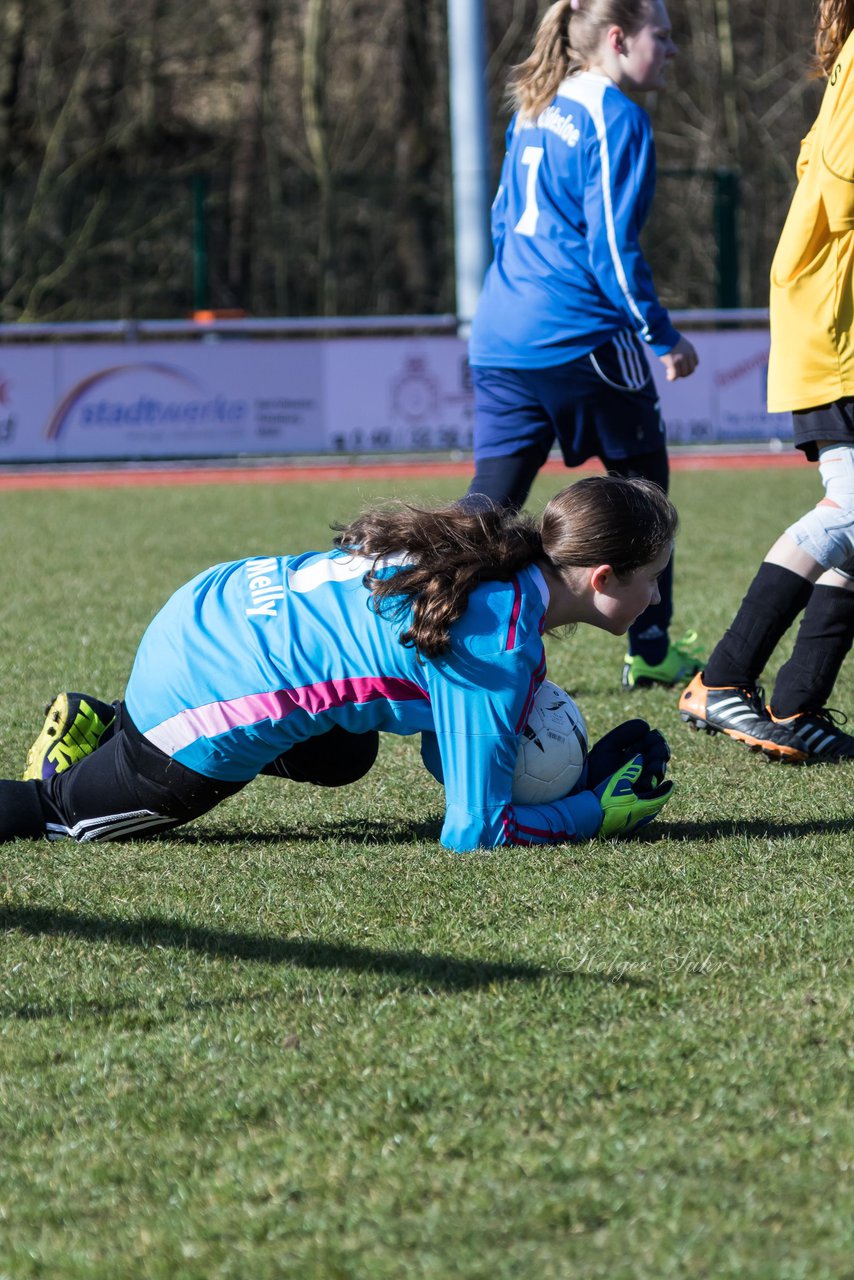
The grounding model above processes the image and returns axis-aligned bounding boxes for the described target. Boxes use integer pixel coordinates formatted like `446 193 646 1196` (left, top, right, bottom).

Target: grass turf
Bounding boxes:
0 468 851 1279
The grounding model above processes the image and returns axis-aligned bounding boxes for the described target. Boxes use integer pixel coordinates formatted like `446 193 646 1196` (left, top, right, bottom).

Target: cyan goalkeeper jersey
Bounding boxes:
124 550 603 852
469 71 680 368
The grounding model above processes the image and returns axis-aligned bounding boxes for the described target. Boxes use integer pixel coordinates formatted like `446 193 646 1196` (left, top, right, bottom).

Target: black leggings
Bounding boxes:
35 705 247 841
28 706 380 843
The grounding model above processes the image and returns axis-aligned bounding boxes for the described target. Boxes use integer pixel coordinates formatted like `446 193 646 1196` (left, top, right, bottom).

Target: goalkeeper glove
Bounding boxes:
594 753 673 838
587 720 671 791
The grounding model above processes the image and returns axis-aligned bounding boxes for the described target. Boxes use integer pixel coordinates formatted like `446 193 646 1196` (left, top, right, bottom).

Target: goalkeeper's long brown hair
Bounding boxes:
334 475 677 659
815 0 854 74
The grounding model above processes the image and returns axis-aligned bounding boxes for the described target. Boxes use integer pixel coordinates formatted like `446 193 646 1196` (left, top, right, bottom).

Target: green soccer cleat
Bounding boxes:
23 692 116 782
622 630 705 690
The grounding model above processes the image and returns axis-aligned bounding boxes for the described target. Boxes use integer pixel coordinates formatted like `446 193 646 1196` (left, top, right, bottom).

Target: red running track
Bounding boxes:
0 451 806 492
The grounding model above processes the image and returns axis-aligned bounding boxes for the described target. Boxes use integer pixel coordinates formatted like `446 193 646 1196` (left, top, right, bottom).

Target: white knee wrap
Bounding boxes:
820 444 854 506
785 446 854 570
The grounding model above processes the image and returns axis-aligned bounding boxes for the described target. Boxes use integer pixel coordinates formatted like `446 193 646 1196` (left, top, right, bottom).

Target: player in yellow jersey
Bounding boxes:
679 0 854 762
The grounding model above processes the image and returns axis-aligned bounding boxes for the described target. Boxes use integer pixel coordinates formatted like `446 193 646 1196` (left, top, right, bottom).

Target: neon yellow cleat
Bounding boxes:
23 692 116 782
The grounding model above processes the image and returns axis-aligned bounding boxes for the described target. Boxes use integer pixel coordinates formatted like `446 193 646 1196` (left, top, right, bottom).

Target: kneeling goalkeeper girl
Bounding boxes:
5 475 674 852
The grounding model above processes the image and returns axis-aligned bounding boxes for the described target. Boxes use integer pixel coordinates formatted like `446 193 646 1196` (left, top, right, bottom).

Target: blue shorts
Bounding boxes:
471 331 664 468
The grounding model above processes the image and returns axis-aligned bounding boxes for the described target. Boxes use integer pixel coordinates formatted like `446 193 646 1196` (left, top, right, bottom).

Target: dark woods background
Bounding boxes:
0 0 822 322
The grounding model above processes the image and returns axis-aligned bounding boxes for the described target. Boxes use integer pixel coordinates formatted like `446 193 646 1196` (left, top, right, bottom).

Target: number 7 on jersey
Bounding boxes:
514 146 544 237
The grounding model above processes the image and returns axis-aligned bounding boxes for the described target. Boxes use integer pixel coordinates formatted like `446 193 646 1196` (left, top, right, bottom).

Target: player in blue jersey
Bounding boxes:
466 0 701 692
2 477 676 853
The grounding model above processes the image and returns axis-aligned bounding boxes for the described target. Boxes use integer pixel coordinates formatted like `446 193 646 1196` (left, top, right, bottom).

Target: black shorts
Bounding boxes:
793 398 854 461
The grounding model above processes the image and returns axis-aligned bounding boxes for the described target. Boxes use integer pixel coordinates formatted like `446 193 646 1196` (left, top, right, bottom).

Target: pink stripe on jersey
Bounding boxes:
145 676 427 756
505 576 523 651
514 656 547 733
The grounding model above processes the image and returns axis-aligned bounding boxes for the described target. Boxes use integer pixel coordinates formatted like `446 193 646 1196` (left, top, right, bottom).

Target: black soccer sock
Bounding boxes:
770 584 854 718
627 555 673 666
608 447 672 665
0 780 46 841
703 562 814 688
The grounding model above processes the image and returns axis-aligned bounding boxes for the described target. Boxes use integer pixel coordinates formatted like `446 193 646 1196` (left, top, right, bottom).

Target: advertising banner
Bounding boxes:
656 330 791 447
0 340 324 461
0 346 58 460
0 329 792 463
324 337 474 454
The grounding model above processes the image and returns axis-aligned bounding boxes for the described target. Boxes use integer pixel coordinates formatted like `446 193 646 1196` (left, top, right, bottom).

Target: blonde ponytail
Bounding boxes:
509 0 655 121
509 0 578 120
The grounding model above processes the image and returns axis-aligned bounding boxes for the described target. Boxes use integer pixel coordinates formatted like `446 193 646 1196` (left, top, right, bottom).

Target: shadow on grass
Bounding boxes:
0 904 649 999
208 813 853 849
664 816 854 840
170 817 445 846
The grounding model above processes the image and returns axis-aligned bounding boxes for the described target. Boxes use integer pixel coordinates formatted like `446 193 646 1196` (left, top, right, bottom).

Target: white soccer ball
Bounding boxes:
512 680 588 804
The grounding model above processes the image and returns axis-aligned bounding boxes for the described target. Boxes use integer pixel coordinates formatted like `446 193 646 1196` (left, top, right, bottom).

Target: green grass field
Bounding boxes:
0 467 851 1279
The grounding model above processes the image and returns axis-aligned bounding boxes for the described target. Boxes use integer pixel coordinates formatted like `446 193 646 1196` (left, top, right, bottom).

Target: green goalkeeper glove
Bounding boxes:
594 753 674 838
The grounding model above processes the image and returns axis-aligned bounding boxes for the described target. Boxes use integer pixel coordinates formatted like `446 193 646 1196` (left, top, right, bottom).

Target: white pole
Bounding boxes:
446 0 493 329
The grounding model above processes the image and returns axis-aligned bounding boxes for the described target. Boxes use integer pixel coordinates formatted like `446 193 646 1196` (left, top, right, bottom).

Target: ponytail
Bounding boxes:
510 0 577 120
335 503 544 659
510 0 655 120
333 475 677 660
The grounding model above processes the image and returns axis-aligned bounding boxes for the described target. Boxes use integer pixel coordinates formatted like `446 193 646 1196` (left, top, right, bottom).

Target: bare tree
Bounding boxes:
0 0 831 321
